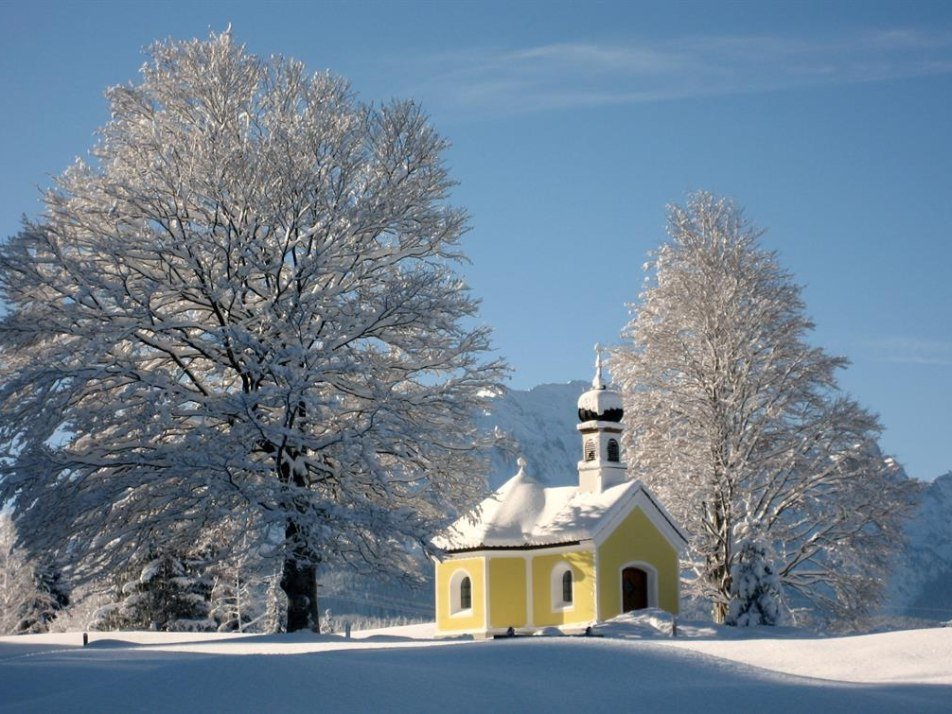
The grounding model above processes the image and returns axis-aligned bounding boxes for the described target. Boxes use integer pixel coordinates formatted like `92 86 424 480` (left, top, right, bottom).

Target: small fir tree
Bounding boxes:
263 574 288 634
727 531 782 626
93 549 214 632
15 561 70 634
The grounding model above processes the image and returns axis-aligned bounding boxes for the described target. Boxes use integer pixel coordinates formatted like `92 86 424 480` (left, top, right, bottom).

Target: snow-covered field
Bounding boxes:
1 616 950 713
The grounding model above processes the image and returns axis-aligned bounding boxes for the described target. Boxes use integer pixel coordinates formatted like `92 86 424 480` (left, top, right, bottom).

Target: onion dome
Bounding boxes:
577 346 624 422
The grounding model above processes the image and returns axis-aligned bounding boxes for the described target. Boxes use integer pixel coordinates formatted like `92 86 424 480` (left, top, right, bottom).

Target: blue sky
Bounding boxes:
1 0 950 479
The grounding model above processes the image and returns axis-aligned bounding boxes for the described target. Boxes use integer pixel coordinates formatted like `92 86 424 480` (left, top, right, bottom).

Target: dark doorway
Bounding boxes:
622 567 649 611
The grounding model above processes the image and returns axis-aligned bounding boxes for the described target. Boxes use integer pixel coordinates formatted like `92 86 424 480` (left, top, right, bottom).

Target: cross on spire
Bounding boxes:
593 343 605 389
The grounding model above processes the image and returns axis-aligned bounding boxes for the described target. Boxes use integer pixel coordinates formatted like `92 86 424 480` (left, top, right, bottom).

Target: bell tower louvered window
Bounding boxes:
584 438 596 462
607 438 620 463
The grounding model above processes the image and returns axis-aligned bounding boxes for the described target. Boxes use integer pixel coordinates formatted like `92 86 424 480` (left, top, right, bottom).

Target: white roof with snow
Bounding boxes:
433 461 687 552
576 386 623 417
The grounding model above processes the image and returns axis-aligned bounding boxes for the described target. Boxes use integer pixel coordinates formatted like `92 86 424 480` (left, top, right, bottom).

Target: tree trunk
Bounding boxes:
703 485 733 625
281 548 319 633
712 600 728 624
278 436 321 633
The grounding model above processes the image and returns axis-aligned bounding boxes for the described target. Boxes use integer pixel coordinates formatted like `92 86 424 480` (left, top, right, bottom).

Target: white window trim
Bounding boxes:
551 562 575 612
449 569 474 617
619 561 658 610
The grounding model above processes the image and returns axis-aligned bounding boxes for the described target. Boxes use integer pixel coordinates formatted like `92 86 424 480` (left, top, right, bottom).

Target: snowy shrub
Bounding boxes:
263 576 288 634
727 535 783 627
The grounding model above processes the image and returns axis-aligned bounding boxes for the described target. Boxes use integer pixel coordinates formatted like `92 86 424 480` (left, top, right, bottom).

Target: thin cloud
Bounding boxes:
866 337 952 367
394 28 952 117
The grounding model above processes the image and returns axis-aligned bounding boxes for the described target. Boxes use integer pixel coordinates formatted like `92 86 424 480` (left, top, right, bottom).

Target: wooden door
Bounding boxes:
622 567 648 612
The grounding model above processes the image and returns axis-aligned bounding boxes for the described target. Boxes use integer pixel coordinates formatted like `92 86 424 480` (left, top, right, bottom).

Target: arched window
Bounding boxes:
584 438 596 462
552 563 575 610
460 576 472 611
450 570 474 615
607 439 620 463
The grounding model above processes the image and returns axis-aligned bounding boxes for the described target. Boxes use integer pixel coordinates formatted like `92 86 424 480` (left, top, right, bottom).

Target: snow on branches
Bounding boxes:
613 192 916 625
0 30 503 632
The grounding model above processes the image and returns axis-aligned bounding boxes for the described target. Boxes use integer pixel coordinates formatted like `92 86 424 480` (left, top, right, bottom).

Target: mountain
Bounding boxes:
885 471 952 624
477 381 587 489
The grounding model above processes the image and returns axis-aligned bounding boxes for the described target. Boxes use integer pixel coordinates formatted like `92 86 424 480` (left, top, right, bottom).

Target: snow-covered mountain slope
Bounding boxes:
886 472 952 623
477 381 586 489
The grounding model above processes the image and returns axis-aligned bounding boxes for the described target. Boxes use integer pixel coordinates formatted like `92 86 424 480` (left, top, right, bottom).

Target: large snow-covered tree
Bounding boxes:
0 31 503 632
613 192 915 624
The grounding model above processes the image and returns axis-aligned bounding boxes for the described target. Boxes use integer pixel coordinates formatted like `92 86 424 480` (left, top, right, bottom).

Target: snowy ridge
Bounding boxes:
886 472 952 622
476 381 587 489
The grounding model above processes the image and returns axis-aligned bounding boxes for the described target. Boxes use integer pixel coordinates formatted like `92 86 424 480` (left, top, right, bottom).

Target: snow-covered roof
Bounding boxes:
576 387 623 419
433 460 687 553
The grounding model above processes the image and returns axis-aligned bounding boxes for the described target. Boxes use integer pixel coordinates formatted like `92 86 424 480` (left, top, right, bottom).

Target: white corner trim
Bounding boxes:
482 557 489 630
525 554 534 628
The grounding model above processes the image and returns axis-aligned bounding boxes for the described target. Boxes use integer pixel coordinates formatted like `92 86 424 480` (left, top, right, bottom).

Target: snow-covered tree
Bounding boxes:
0 30 503 632
263 575 288 634
613 192 915 624
91 548 214 632
727 525 783 626
210 566 259 633
0 513 33 635
16 562 71 634
0 512 70 634
207 534 268 632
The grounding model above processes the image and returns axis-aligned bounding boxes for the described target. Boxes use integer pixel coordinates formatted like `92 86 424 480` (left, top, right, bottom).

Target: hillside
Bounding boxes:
886 472 952 623
476 381 588 489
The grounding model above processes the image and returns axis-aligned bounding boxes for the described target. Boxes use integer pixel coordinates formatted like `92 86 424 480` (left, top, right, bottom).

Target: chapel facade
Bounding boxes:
432 352 687 638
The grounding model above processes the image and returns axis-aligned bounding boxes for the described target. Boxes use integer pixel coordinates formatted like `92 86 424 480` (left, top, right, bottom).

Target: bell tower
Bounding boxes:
576 345 627 494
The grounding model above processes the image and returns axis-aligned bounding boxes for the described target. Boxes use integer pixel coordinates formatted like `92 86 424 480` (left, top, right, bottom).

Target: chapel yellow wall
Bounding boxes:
597 506 680 618
531 549 596 627
488 557 527 629
434 557 485 634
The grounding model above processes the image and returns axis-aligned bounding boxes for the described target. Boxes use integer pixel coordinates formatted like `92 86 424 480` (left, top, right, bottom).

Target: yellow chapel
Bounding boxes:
432 352 687 638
